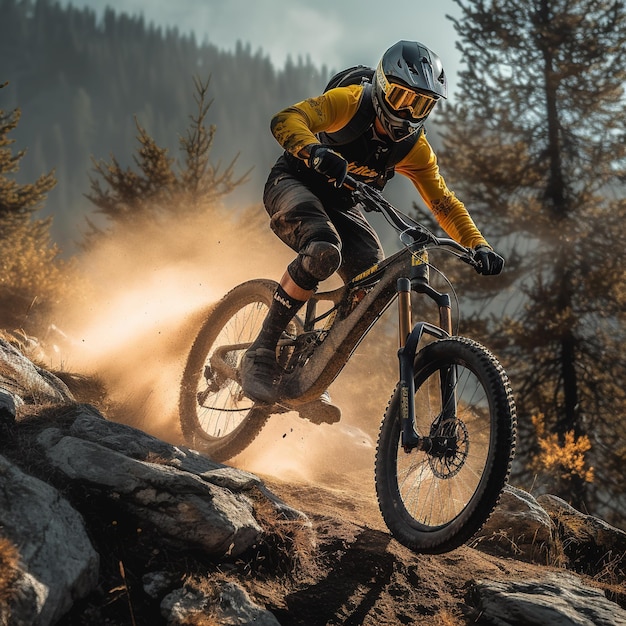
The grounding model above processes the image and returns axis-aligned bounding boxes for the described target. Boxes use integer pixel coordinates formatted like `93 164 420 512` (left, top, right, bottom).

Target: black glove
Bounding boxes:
308 144 348 188
474 246 505 275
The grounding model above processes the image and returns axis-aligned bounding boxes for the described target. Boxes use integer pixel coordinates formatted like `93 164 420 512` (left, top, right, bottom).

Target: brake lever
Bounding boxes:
460 248 480 270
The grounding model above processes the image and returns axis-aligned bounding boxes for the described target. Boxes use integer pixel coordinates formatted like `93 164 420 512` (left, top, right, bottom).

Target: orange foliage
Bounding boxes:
531 413 594 483
0 534 20 608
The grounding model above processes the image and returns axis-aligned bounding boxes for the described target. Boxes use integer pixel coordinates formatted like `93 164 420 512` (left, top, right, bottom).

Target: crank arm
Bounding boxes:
210 342 250 382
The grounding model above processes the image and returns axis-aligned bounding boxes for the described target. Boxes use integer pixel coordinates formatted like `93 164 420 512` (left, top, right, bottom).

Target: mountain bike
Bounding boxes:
179 177 517 554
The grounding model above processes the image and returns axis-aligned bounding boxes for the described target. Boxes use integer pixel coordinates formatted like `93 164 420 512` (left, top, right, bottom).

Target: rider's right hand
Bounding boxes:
308 144 348 188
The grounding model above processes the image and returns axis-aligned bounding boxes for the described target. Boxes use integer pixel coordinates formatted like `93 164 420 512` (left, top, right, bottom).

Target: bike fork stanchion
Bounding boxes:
411 278 458 421
398 277 412 347
419 285 456 422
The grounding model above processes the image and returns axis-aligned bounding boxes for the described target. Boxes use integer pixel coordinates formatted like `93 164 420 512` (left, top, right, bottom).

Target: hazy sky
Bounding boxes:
64 0 465 90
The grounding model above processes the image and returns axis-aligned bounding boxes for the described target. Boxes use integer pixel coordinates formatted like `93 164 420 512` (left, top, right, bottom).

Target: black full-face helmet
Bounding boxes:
372 40 448 142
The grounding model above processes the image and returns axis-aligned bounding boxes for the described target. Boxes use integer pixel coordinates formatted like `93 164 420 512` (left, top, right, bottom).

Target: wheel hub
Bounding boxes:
427 419 469 478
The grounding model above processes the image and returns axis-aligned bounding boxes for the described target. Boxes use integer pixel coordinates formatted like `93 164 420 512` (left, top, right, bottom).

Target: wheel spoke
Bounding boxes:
397 361 489 526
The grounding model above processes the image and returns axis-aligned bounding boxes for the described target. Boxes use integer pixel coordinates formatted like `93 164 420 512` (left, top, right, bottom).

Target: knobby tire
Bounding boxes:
375 336 516 554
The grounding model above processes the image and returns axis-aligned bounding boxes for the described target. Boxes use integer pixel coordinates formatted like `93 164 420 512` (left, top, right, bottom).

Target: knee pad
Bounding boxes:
302 241 342 280
288 241 342 290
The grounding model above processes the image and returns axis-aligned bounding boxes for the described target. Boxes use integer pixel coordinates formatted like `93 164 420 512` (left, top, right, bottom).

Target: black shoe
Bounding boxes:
297 391 341 425
239 347 282 404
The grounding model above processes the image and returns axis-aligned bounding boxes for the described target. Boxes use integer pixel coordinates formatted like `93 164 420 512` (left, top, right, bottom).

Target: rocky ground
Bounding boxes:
1 333 625 625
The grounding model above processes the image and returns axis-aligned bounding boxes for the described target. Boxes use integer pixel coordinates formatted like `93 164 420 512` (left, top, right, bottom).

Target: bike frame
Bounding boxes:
274 177 475 452
181 175 515 553
278 241 454 413
207 179 475 449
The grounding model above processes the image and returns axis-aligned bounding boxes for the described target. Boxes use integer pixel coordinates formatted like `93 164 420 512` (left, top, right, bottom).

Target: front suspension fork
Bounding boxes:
396 277 453 452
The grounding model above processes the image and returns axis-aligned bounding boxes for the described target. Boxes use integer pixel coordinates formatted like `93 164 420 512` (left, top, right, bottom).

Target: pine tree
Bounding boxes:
85 76 248 237
0 81 72 332
178 77 248 212
439 0 626 520
0 85 55 231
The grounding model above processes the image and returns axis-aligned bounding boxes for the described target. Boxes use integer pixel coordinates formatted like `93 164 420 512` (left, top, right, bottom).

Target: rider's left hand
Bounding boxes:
474 246 505 275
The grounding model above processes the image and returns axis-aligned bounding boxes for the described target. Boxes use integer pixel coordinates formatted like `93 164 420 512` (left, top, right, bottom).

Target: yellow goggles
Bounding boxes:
378 67 438 119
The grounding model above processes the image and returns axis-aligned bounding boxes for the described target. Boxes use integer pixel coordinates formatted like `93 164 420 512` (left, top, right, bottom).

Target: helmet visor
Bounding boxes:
385 82 438 119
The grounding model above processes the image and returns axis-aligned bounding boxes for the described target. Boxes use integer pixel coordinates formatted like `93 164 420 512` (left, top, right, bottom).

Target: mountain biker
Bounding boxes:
240 40 504 421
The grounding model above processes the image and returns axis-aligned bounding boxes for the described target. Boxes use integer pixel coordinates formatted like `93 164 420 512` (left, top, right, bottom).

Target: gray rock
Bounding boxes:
69 408 263 488
0 454 99 626
471 571 626 625
40 431 263 557
0 388 21 419
216 581 281 625
471 485 555 563
68 409 308 522
161 581 280 626
5 333 624 626
1 569 49 626
161 587 213 625
0 339 73 404
142 571 181 600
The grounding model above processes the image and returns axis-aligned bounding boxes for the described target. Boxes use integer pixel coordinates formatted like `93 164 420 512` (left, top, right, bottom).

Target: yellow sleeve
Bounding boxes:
396 136 490 250
270 85 364 158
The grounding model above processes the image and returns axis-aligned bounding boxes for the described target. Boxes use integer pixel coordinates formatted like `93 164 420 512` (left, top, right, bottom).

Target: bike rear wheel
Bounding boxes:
375 336 516 554
179 279 279 462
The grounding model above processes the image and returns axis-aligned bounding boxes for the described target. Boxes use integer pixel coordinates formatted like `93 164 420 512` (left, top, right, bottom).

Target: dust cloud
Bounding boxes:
51 204 399 489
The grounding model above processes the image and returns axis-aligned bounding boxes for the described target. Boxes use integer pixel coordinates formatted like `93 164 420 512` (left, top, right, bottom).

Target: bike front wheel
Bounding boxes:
179 279 279 462
375 336 516 554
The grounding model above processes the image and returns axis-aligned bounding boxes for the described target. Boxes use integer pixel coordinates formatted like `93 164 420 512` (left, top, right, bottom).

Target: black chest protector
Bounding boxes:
317 84 420 190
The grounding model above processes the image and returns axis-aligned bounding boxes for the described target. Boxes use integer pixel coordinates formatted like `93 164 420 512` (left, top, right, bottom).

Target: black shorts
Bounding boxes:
262 155 384 283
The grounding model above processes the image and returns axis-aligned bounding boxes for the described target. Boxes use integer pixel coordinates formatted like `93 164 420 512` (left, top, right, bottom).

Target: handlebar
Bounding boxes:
343 175 479 269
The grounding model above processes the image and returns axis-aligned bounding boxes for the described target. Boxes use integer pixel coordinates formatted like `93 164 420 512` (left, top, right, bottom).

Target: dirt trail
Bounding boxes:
250 462 551 626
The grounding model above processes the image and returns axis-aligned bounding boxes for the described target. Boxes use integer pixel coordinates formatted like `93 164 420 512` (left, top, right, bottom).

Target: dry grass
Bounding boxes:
432 608 465 626
143 451 173 465
50 371 108 408
0 329 31 352
546 507 626 592
244 494 318 580
469 527 555 568
177 575 224 626
0 535 21 618
592 550 626 586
